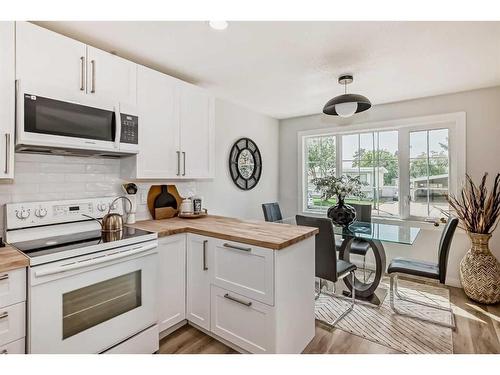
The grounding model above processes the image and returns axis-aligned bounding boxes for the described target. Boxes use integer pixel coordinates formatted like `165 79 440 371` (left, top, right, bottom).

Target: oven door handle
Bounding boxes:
114 104 121 149
34 242 158 278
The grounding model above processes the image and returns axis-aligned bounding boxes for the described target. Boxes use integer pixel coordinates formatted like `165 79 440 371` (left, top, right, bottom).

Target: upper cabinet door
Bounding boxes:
179 83 215 179
86 46 137 105
135 65 180 178
15 22 87 101
0 22 15 179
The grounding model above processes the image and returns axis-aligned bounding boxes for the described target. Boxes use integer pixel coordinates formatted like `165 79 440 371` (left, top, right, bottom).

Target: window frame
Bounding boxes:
298 112 466 221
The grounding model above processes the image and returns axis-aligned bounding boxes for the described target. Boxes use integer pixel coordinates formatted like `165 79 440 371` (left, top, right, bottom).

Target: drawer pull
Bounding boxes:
1 349 7 354
0 274 8 281
223 243 252 252
224 293 252 307
0 312 8 320
202 240 208 271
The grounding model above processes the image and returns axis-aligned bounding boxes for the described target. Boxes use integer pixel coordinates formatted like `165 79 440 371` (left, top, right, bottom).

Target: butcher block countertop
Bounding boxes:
0 244 29 273
128 215 318 250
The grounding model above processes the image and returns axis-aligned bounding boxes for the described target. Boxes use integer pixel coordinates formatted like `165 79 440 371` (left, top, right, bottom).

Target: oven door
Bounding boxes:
28 240 158 354
16 80 122 153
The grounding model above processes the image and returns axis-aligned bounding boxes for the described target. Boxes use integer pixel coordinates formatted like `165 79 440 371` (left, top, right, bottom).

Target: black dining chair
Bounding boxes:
262 202 283 222
296 215 357 329
387 217 459 329
335 203 372 282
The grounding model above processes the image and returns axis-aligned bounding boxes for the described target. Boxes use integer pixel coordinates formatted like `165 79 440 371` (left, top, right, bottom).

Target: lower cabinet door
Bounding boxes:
0 337 25 354
186 235 211 330
0 302 25 347
157 235 186 333
210 286 274 354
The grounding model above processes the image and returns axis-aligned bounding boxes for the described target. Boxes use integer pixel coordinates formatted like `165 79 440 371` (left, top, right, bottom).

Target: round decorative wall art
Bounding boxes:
229 138 262 190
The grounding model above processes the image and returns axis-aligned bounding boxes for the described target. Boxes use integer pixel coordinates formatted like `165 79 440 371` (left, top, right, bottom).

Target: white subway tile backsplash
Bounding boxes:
1 153 199 231
40 162 86 174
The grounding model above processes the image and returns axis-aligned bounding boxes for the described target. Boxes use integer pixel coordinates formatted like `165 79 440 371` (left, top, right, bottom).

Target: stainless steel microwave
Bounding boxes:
16 81 139 156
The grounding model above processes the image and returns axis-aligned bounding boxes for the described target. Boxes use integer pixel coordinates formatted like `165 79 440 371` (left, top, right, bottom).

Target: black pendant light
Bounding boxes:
323 74 371 118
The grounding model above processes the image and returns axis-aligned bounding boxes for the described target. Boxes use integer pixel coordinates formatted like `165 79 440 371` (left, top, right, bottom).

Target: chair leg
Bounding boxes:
389 273 456 329
316 270 356 331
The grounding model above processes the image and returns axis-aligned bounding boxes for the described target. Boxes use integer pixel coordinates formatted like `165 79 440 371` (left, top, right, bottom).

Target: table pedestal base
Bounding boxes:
342 287 388 307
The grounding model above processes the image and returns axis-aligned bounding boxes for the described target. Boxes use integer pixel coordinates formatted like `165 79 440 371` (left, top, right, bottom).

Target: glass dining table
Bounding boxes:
278 216 421 302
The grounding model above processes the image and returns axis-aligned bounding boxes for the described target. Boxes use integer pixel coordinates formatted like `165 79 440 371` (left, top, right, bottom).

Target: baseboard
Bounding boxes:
187 321 249 354
159 320 188 340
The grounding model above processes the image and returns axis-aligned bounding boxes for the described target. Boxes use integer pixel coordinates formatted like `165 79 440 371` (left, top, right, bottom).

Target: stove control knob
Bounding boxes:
35 208 47 218
16 209 30 220
97 203 108 212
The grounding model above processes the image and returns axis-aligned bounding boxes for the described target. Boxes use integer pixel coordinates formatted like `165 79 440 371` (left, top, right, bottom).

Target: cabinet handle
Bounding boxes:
0 274 8 281
3 134 9 174
202 240 208 271
0 312 8 320
90 60 96 93
223 243 252 252
224 293 252 307
80 56 85 91
182 151 186 176
176 151 181 176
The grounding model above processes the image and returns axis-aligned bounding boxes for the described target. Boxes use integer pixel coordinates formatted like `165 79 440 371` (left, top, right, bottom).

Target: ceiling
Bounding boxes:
35 21 500 119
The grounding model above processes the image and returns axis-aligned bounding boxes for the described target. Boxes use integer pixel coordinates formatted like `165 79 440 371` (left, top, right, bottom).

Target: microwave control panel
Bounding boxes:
120 113 139 145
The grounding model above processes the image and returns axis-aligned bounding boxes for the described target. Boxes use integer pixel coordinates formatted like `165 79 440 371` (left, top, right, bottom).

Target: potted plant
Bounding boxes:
447 173 500 304
312 174 366 227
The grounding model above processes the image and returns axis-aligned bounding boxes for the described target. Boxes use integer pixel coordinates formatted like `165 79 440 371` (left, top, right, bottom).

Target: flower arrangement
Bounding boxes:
447 173 500 234
312 174 366 203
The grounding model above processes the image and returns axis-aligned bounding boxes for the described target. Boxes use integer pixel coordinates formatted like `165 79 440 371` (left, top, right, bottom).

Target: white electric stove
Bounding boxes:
5 197 159 354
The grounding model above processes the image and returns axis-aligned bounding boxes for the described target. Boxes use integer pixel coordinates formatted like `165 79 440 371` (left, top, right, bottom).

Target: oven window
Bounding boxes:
24 94 115 141
62 270 142 339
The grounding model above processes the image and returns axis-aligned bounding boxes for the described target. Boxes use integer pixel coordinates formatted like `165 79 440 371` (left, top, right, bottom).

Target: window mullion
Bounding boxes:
399 128 410 219
336 134 342 177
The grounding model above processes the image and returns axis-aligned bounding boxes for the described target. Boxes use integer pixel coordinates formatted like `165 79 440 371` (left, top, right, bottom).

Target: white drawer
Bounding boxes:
0 337 25 354
0 268 26 308
210 286 274 354
211 239 274 305
0 302 26 346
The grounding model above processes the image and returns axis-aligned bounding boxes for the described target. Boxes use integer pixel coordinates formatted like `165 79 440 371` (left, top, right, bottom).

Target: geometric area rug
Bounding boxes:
315 276 453 354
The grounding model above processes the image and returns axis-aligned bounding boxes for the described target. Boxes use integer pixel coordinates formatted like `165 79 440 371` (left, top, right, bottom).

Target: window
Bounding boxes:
305 135 336 211
409 129 449 218
341 131 399 217
300 113 465 221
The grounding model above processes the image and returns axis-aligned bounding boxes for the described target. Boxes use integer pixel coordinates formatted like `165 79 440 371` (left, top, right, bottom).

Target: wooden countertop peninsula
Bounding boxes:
128 215 318 250
0 244 29 273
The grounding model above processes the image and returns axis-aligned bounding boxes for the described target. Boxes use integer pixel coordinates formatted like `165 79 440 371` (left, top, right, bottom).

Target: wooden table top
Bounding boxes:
128 215 318 250
0 244 29 273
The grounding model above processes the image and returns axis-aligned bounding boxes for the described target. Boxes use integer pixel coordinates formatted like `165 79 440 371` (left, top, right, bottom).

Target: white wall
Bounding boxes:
0 98 279 233
196 98 279 219
279 86 500 287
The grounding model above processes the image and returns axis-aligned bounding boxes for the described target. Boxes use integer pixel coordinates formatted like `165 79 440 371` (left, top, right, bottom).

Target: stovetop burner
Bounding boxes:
12 227 152 260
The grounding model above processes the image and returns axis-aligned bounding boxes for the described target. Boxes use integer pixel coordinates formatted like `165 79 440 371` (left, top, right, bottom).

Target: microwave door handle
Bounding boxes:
114 105 121 149
34 242 158 278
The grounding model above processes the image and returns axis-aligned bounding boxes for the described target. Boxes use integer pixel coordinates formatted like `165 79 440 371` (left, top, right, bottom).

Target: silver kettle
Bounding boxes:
83 196 132 234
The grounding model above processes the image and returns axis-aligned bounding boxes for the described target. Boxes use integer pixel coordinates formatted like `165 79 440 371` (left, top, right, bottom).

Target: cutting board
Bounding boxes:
147 185 183 219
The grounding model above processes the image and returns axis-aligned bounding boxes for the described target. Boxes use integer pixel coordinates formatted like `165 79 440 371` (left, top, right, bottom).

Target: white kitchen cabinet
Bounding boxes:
16 22 137 105
86 46 137 105
122 65 180 179
211 239 274 305
157 235 186 333
16 22 87 101
186 234 211 330
121 68 215 180
211 286 274 354
178 82 215 178
0 21 15 179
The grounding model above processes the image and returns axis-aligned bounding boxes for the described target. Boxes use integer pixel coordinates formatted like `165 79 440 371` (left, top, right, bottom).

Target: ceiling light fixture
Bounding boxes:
209 21 228 30
323 74 371 118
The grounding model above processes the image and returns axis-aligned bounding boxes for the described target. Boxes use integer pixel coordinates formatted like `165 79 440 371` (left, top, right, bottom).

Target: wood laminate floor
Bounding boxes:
159 285 500 354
